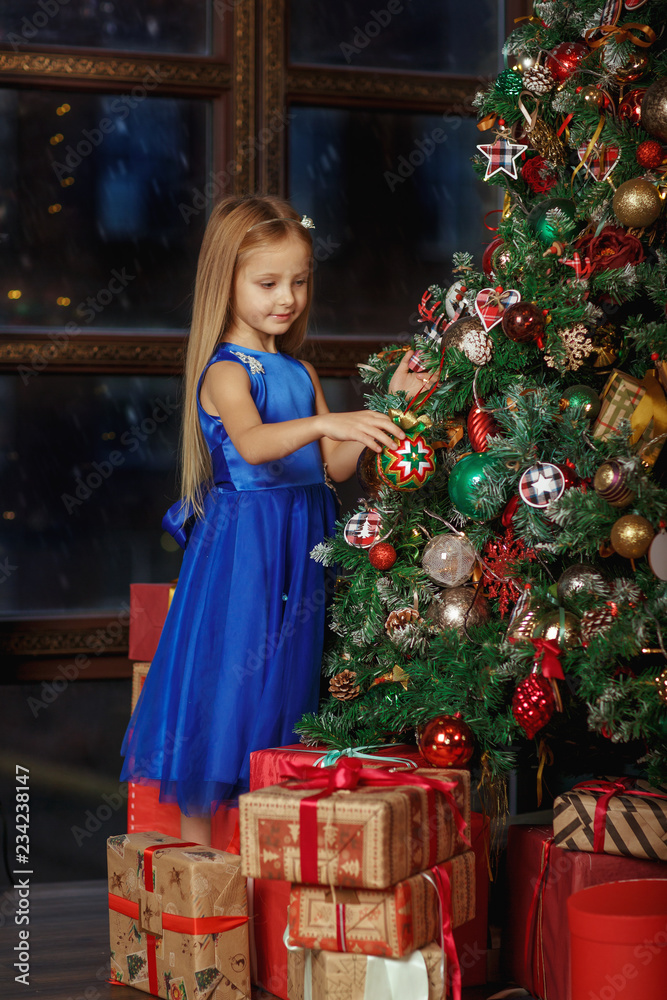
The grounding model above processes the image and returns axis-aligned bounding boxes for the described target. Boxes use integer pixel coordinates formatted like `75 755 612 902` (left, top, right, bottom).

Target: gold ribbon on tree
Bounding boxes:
584 22 657 49
570 114 606 191
632 370 667 465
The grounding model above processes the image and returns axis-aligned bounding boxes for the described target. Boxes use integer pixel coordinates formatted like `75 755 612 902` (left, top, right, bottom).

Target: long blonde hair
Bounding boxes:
180 195 314 518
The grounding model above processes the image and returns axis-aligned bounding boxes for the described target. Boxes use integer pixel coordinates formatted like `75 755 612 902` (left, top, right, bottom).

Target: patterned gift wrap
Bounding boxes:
239 764 470 889
592 368 666 466
131 662 151 712
287 850 475 958
107 832 250 999
287 941 446 1000
553 778 667 862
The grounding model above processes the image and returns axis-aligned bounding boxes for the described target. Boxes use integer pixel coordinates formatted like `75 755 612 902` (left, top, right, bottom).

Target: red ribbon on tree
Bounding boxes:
530 637 565 680
572 778 667 853
279 757 470 885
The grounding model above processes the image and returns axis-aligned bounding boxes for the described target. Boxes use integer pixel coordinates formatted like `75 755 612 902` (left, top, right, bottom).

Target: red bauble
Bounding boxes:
501 494 520 528
368 541 397 570
636 139 664 169
418 713 474 767
557 463 578 490
619 88 647 126
482 237 506 277
467 401 499 452
501 302 545 344
545 42 588 83
512 675 555 739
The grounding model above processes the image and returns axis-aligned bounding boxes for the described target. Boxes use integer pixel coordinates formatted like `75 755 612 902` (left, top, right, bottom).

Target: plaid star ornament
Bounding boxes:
477 136 528 180
577 142 620 182
518 462 566 508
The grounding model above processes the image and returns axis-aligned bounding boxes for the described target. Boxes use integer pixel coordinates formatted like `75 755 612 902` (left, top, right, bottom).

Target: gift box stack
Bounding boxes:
503 777 667 1000
239 751 477 1000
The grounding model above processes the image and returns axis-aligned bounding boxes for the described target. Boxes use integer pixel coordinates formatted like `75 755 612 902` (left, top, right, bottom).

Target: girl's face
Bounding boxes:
230 234 310 345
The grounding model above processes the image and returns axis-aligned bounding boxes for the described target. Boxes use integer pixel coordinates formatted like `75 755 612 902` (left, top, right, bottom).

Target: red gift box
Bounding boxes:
503 824 667 1000
129 582 176 661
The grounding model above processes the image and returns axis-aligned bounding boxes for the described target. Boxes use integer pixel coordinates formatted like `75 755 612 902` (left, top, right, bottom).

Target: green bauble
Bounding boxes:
561 384 601 420
528 198 578 245
447 453 494 520
495 68 524 97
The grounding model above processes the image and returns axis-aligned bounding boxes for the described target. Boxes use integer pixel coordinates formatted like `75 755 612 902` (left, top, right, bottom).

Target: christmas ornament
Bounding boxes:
501 301 545 344
648 528 667 580
612 178 662 228
427 586 490 635
613 49 649 83
385 607 420 634
556 564 608 604
421 533 477 588
448 452 495 519
655 667 667 706
545 41 588 83
441 316 493 366
377 410 436 491
618 87 647 125
495 68 524 97
576 142 620 182
561 384 601 419
512 673 555 739
507 591 544 641
528 198 578 245
544 324 594 372
523 63 555 95
418 714 474 768
640 78 667 142
518 462 566 508
329 670 360 701
370 664 410 690
580 605 616 644
526 118 568 165
610 514 655 559
368 542 397 570
474 286 521 332
636 139 664 169
477 136 529 181
467 402 499 452
533 609 580 650
356 448 384 498
522 154 558 194
579 84 607 109
344 508 382 548
481 528 538 617
444 279 469 319
481 237 510 277
593 460 635 507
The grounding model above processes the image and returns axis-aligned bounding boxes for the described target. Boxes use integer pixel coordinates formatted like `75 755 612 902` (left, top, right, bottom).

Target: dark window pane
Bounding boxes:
289 107 500 337
0 88 210 330
0 0 210 56
0 373 184 617
289 0 502 74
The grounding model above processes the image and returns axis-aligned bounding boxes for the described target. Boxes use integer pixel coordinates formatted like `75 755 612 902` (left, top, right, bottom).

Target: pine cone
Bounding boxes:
385 608 421 634
580 606 615 644
523 65 555 95
329 669 360 701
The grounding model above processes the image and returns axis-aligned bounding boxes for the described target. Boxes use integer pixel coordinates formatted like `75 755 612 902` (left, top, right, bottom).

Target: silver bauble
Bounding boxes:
556 563 608 604
421 534 477 588
427 586 490 636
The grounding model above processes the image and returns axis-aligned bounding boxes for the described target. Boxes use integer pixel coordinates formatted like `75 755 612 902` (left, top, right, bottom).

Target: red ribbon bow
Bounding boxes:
279 757 469 885
572 778 667 853
530 637 564 679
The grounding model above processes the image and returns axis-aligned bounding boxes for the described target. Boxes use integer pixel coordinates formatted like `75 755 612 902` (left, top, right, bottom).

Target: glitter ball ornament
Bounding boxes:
421 533 477 588
467 402 499 452
580 605 616 644
533 609 580 649
619 87 647 126
427 586 490 636
557 563 607 604
441 316 493 366
611 515 655 559
501 301 545 344
636 139 664 170
528 198 578 245
560 384 601 420
495 68 524 97
418 714 474 767
512 674 555 739
448 452 495 519
640 78 667 142
593 461 634 508
612 178 662 229
368 541 397 570
545 41 588 83
648 528 667 581
523 63 555 95
655 667 667 706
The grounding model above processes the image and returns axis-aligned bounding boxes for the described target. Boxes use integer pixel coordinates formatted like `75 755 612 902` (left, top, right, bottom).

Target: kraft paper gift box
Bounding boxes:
287 941 446 1000
553 777 667 862
132 661 152 712
107 831 250 999
129 583 176 660
592 368 666 467
287 851 475 958
239 759 471 889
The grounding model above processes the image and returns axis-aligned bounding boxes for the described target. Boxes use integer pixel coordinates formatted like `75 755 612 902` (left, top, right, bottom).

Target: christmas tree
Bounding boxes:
299 0 667 797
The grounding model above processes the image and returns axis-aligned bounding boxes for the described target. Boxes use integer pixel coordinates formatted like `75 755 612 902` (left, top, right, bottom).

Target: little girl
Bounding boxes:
120 195 427 845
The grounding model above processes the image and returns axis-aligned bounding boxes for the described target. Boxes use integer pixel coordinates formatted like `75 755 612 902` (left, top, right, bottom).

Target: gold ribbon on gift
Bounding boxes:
388 407 432 432
631 370 667 465
585 22 656 49
570 114 605 191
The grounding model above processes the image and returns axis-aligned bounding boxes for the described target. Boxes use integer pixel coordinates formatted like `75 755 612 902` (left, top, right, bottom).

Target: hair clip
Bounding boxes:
299 215 315 229
247 215 316 232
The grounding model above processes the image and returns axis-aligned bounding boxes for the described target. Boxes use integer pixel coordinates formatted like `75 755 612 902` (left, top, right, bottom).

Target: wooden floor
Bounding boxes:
0 880 516 1000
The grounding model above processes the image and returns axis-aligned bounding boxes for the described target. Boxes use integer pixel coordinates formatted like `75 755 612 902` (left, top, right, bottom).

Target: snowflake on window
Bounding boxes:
481 527 538 617
230 351 265 374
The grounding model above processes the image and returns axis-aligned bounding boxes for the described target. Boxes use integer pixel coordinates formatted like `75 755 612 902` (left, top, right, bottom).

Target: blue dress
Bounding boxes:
120 342 338 815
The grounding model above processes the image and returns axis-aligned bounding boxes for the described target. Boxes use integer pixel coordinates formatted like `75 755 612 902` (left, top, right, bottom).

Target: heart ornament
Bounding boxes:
577 142 620 182
475 287 522 332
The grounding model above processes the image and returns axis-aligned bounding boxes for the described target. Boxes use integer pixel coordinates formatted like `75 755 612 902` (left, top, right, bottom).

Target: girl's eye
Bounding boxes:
295 279 306 286
260 282 274 289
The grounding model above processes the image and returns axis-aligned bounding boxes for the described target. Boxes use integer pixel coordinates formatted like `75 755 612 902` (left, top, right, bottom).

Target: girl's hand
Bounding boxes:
389 349 438 399
318 410 405 453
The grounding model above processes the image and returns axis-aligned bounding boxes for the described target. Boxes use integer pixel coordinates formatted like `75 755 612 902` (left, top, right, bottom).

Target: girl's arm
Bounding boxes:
200 360 404 470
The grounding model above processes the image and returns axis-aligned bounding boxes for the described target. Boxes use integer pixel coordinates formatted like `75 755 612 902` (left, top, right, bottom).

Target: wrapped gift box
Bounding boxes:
129 583 176 661
239 762 470 889
131 661 151 712
592 368 666 466
107 831 250 999
287 941 445 1000
287 850 474 958
249 742 428 789
502 824 667 1000
553 778 667 862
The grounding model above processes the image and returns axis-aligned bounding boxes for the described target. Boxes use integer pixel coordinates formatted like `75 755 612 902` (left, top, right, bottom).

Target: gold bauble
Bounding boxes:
612 178 662 229
580 84 605 108
641 78 667 143
655 667 667 705
532 609 580 650
614 51 649 83
593 461 634 508
610 514 655 559
427 586 490 636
